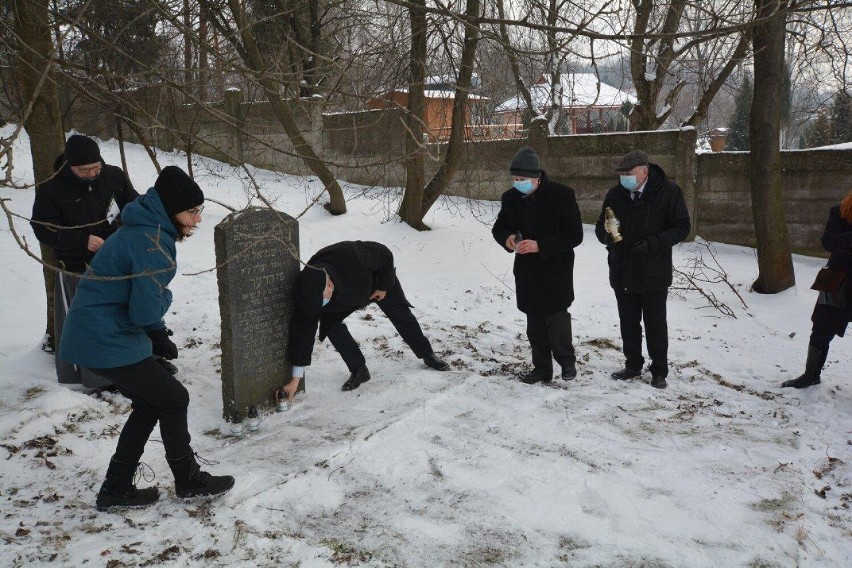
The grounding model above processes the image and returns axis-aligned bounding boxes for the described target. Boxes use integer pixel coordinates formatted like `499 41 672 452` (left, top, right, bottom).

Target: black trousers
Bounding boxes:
809 303 850 353
526 309 575 373
90 357 191 463
325 300 434 372
615 289 669 377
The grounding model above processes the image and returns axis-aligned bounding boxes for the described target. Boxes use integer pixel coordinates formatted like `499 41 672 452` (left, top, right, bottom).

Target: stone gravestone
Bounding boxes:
215 207 301 422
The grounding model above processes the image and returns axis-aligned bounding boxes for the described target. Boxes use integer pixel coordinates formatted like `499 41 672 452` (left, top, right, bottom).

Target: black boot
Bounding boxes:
95 457 159 512
781 346 826 389
520 368 552 384
168 453 235 499
559 361 577 380
611 367 642 380
342 366 370 391
423 353 450 371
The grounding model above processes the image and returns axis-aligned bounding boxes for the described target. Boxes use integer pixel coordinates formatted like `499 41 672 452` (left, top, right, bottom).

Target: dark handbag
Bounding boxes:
811 268 847 294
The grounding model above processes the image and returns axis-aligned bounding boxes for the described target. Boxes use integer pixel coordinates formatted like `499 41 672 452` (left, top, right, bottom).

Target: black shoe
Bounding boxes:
96 485 159 512
342 366 371 391
520 370 552 384
650 374 668 389
561 365 577 380
156 357 179 375
168 453 234 499
423 353 450 371
611 367 642 381
781 374 821 389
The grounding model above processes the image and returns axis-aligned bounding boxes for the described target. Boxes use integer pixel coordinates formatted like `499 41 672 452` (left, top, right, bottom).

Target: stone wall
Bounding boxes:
695 150 852 255
59 87 852 256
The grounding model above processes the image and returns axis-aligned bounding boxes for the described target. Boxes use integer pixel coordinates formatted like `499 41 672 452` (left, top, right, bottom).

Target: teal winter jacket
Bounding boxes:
59 189 177 368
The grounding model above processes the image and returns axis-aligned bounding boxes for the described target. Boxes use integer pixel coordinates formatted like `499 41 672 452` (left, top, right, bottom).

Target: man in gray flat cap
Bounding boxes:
594 150 690 389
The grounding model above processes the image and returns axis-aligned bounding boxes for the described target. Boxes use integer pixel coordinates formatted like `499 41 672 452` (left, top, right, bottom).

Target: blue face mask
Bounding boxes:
322 297 330 306
513 179 535 194
620 175 638 190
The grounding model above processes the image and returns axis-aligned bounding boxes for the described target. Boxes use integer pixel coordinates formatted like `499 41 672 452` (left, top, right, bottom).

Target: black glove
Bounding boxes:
629 239 649 256
148 327 178 360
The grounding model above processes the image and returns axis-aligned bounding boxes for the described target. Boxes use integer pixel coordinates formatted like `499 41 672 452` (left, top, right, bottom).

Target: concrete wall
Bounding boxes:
695 150 852 255
60 87 852 256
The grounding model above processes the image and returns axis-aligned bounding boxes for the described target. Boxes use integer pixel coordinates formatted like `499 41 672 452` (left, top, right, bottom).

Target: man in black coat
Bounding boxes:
30 134 140 382
31 134 138 273
595 150 691 389
492 146 584 384
280 240 449 399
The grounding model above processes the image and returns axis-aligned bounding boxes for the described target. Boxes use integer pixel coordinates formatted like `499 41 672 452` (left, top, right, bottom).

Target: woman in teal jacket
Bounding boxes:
60 166 233 512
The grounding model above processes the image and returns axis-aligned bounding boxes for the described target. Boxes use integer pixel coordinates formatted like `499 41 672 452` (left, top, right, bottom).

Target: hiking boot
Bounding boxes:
342 366 370 391
423 353 450 371
560 364 577 380
611 367 642 381
650 374 668 389
168 453 234 499
520 369 552 384
781 346 826 389
95 458 159 512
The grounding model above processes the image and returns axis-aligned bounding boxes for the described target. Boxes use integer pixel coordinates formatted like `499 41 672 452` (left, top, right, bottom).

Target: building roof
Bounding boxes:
494 73 636 113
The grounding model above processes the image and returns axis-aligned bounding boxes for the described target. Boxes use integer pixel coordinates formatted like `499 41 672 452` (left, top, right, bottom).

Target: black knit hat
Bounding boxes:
154 166 205 218
614 150 649 172
64 134 101 166
509 146 541 177
295 266 328 306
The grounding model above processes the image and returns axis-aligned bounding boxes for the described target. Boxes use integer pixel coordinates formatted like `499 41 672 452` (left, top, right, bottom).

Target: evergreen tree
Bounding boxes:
804 111 833 148
830 91 852 144
727 73 753 150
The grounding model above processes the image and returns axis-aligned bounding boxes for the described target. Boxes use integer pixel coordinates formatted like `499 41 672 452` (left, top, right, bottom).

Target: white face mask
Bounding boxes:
322 297 330 307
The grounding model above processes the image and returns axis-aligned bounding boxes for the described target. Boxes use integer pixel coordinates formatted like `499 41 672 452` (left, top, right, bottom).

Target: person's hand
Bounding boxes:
369 289 387 301
505 234 517 251
148 328 178 360
515 239 539 254
629 239 649 255
87 235 105 252
282 376 301 401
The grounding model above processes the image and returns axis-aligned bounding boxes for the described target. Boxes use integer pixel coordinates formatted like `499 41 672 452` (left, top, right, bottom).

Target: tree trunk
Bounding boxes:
749 0 794 293
398 0 428 230
203 0 346 214
12 0 66 344
420 0 481 218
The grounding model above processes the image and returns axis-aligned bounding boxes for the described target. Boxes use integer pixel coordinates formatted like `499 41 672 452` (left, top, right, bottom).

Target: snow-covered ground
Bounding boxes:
1 127 850 566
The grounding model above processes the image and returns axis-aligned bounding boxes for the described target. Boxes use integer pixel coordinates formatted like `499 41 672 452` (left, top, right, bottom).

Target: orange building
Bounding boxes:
367 87 490 141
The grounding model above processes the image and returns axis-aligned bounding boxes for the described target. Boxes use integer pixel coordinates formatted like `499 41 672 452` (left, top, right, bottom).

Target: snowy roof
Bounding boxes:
494 73 636 113
374 88 488 101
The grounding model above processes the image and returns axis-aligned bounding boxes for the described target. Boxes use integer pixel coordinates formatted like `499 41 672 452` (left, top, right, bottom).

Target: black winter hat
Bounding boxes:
64 134 101 166
509 146 541 177
614 150 649 172
295 266 328 307
154 166 205 217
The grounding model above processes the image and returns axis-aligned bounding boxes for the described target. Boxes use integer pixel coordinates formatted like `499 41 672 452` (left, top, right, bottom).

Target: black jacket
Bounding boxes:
594 163 691 293
288 241 409 366
31 154 138 272
814 204 852 326
492 171 584 314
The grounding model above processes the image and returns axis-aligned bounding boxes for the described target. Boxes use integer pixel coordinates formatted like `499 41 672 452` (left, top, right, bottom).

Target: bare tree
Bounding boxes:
10 0 66 347
750 0 795 293
197 0 347 214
